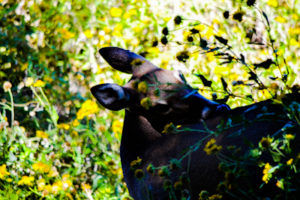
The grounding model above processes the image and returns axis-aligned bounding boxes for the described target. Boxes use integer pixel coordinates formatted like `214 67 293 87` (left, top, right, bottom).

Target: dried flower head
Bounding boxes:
146 164 155 174
174 15 182 25
223 11 229 19
162 27 169 35
161 36 168 45
134 169 144 180
3 81 12 92
259 137 273 149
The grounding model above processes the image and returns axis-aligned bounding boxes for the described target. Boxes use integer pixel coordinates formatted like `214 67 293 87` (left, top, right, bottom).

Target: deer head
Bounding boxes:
91 47 229 132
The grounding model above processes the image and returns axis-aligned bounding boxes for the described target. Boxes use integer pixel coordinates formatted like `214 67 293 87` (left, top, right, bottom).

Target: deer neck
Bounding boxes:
120 110 161 191
120 110 161 162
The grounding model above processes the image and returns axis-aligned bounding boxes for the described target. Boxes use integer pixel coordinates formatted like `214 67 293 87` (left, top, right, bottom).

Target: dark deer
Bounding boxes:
91 47 299 200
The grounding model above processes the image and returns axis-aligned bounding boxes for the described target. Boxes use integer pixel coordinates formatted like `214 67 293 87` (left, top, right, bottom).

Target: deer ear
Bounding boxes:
99 47 157 76
91 84 130 111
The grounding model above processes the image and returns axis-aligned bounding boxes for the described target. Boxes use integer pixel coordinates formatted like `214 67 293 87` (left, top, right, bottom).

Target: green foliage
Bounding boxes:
0 0 299 199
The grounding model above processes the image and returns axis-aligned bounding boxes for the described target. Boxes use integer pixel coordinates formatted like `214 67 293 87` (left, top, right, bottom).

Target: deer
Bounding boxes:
91 47 299 200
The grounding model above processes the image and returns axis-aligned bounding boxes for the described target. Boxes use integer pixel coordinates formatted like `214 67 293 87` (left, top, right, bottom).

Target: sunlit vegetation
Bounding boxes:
0 0 299 199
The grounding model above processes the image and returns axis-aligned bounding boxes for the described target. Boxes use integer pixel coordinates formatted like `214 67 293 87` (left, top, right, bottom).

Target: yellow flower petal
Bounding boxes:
267 0 278 7
286 158 293 165
275 16 286 23
110 7 122 17
0 164 10 180
84 30 93 39
33 80 46 87
18 176 35 186
76 100 100 120
36 130 48 139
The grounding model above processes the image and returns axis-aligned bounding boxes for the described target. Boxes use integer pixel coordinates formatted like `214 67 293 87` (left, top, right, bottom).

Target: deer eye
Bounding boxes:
153 103 171 114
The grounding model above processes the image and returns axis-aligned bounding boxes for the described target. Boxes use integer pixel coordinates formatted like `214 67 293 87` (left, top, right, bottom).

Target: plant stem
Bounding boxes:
8 89 14 127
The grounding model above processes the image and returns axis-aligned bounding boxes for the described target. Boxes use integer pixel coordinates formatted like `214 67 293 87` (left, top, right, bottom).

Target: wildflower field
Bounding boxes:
0 0 299 199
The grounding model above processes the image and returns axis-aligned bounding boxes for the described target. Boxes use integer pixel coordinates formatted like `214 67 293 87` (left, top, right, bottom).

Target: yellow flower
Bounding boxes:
71 130 78 137
62 174 70 180
66 193 73 200
208 194 223 200
18 176 35 186
57 123 70 130
72 119 80 127
62 179 72 190
25 77 34 87
163 17 171 22
263 163 271 173
21 62 28 71
162 122 175 134
109 7 122 17
290 38 300 47
284 134 295 140
52 180 63 194
48 167 59 177
81 183 91 191
112 23 123 37
260 137 273 149
204 28 214 39
76 100 100 120
32 161 51 173
262 163 272 184
112 120 123 139
0 164 10 180
6 178 12 182
204 138 222 155
292 14 299 21
3 81 12 92
84 29 93 39
33 80 46 87
124 9 137 19
286 158 293 165
100 187 112 194
43 75 53 83
130 156 142 167
275 16 286 23
37 178 46 191
140 97 151 110
137 81 148 94
36 130 48 139
64 31 75 39
267 0 278 7
214 66 227 76
147 47 160 55
206 52 215 62
194 24 205 32
57 28 75 39
132 26 142 33
42 184 53 196
289 27 300 35
103 27 111 33
276 179 284 189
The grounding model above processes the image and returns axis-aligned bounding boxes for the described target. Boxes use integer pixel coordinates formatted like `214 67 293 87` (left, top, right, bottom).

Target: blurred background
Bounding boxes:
0 0 299 199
